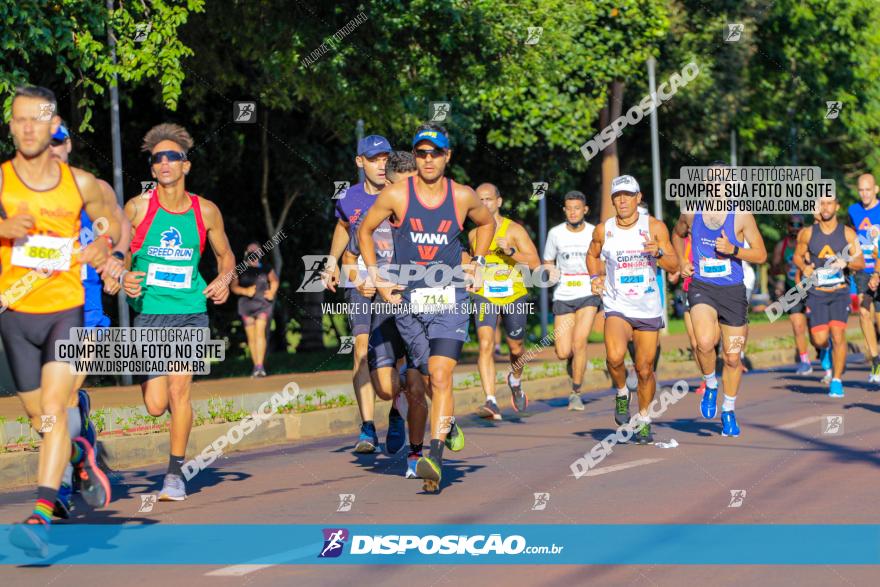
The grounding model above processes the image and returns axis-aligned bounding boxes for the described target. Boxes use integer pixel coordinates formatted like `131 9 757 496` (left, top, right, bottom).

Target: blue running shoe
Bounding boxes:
795 361 813 375
385 408 405 455
829 379 845 398
53 482 72 519
9 517 49 558
820 347 831 371
721 411 740 437
77 389 97 455
355 422 378 453
700 386 718 419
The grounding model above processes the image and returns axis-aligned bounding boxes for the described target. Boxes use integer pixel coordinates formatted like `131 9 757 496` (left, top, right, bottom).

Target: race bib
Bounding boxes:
11 234 74 272
411 286 455 312
615 266 649 293
146 263 193 289
483 264 513 298
815 266 844 287
699 257 731 278
558 272 590 297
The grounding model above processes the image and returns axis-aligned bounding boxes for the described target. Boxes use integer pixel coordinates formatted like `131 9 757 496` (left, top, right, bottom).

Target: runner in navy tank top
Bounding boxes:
794 195 864 397
358 123 495 493
672 162 768 438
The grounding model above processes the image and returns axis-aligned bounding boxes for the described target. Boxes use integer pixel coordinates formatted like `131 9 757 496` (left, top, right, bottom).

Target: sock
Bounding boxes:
486 394 497 404
572 382 582 393
429 439 444 463
509 374 521 386
800 352 810 363
409 442 423 455
638 412 652 424
389 406 400 419
722 394 736 412
255 363 263 370
167 454 185 477
70 440 84 465
703 373 718 389
67 406 82 439
617 387 628 397
33 486 57 525
832 377 842 383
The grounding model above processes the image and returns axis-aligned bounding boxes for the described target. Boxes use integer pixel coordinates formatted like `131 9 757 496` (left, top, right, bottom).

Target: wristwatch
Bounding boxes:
472 255 487 267
504 246 517 257
111 251 125 261
732 245 740 257
655 247 665 259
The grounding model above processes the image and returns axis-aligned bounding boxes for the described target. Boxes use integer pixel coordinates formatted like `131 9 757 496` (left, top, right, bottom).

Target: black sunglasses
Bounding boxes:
50 138 67 147
149 150 187 165
414 148 446 159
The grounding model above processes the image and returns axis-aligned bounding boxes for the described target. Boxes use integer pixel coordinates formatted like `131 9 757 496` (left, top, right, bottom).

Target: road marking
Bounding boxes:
778 416 823 430
582 458 663 477
206 565 274 576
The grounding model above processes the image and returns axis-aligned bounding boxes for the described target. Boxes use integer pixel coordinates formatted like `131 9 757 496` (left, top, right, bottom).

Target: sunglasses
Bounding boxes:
414 148 446 159
149 150 187 165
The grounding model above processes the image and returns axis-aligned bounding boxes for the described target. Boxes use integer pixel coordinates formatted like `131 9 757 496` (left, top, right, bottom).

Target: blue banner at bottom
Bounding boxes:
0 524 878 565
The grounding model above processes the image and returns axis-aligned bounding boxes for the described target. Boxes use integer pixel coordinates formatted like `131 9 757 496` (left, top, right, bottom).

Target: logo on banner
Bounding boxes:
319 528 349 558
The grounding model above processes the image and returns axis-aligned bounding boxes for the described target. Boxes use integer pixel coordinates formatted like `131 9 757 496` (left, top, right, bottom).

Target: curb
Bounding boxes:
0 346 825 490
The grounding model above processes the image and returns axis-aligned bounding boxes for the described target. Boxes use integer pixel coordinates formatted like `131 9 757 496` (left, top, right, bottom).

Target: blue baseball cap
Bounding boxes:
357 135 392 158
52 124 69 142
412 129 449 150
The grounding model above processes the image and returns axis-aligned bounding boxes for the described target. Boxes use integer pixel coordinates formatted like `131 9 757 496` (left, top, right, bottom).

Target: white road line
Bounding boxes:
581 458 664 477
778 416 823 430
206 542 318 577
206 565 275 577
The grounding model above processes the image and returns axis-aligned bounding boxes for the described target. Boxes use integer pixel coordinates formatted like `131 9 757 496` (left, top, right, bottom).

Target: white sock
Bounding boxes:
617 387 629 397
509 374 521 386
799 352 809 363
722 394 736 412
703 373 718 389
486 394 497 404
638 413 652 424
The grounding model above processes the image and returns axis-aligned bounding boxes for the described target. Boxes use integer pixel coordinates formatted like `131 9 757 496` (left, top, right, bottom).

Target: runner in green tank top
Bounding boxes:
122 123 235 502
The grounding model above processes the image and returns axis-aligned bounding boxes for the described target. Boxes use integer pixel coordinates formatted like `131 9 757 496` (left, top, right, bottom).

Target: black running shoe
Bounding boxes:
635 421 653 445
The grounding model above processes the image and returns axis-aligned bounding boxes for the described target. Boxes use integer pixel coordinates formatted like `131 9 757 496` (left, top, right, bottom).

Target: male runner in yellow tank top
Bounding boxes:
469 183 540 419
1 86 121 556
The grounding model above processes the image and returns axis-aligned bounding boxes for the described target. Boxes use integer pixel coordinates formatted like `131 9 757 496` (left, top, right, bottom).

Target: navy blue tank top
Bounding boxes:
807 222 848 290
392 177 463 290
692 212 744 286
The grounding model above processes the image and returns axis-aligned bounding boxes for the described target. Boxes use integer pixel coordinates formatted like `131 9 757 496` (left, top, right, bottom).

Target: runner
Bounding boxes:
847 174 880 382
1 86 121 555
469 183 540 420
47 121 132 518
358 122 495 492
587 175 678 442
122 123 235 501
669 234 710 394
771 215 812 374
794 196 863 397
344 150 428 477
672 162 767 437
322 135 393 453
543 191 601 411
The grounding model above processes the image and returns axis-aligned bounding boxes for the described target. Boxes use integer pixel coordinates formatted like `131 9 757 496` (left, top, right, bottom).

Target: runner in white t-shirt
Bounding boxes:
543 191 602 410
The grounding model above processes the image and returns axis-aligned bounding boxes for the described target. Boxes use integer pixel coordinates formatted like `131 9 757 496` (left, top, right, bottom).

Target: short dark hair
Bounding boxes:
13 85 57 113
387 151 417 177
564 190 587 204
415 121 448 138
142 123 194 154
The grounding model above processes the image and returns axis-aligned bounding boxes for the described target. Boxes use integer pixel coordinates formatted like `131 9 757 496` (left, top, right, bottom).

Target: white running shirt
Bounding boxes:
600 213 663 318
543 222 595 301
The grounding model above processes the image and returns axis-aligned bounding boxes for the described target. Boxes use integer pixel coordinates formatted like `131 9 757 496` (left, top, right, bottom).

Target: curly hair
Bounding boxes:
142 123 194 154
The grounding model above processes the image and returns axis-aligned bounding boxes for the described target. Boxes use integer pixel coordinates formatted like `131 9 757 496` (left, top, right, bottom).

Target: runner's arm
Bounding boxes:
844 226 865 272
585 223 605 277
98 179 132 254
358 186 397 285
672 213 692 238
792 227 812 274
770 240 786 276
650 218 679 273
733 214 767 264
465 189 495 257
201 199 236 303
505 224 541 270
76 169 121 247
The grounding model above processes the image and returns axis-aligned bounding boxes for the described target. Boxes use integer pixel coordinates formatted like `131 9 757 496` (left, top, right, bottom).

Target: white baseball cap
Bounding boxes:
611 175 640 195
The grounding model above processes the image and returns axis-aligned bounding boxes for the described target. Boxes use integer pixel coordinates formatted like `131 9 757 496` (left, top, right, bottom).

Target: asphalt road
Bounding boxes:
1 361 878 586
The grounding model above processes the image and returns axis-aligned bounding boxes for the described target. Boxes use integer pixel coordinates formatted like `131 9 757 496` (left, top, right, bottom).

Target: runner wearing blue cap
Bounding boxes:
321 134 399 453
47 122 131 518
358 122 495 492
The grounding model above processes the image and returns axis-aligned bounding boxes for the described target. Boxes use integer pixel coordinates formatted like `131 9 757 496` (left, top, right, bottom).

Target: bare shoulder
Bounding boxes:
648 216 669 236
197 196 222 226
844 225 858 240
70 166 99 195
591 221 605 243
452 180 477 201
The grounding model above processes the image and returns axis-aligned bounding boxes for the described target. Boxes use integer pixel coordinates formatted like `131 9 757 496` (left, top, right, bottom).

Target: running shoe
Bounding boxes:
696 380 706 396
509 373 528 413
614 394 630 426
870 358 880 383
416 455 442 492
721 411 740 437
821 370 833 384
700 386 718 419
257 366 267 377
77 389 97 455
568 392 585 411
828 379 845 398
820 347 831 371
9 517 49 558
634 421 653 445
795 361 813 376
405 452 420 479
444 420 465 452
73 436 111 508
354 422 379 453
477 399 502 420
386 408 406 455
53 482 72 519
158 473 187 501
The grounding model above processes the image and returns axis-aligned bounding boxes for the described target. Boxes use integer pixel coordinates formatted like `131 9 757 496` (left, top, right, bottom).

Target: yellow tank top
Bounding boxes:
0 160 84 313
475 217 528 304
